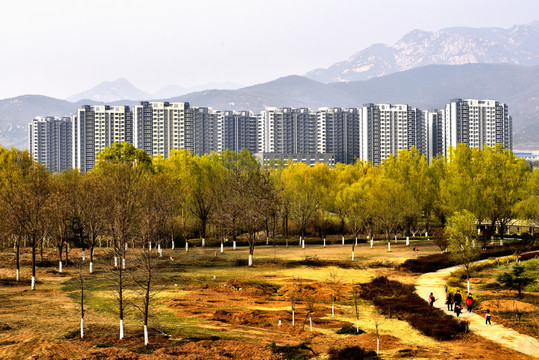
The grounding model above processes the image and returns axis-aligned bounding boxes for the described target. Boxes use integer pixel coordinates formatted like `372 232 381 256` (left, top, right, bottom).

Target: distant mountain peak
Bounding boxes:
66 78 151 103
306 21 539 83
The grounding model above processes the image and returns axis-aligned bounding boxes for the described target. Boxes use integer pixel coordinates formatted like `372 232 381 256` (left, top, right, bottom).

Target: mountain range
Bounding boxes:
1 22 538 152
306 21 539 83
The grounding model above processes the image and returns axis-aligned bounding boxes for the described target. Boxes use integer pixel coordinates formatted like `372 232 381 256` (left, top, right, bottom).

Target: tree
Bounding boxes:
327 271 342 319
496 264 536 298
96 159 143 339
0 149 51 290
445 210 480 293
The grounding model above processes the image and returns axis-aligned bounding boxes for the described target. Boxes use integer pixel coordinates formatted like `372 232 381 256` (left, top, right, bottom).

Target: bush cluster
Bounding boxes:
360 277 467 340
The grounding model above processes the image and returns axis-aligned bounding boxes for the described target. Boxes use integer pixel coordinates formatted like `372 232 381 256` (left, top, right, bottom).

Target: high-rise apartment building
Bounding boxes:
28 116 72 173
260 108 318 154
73 105 133 172
317 107 359 165
219 110 258 154
193 107 220 155
359 103 423 165
422 110 444 162
133 102 193 159
442 99 512 157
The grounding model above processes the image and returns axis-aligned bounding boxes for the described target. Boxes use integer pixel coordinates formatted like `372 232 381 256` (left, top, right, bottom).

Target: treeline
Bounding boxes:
0 142 538 282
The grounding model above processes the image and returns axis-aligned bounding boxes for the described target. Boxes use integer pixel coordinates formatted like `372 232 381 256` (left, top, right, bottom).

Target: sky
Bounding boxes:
0 0 538 100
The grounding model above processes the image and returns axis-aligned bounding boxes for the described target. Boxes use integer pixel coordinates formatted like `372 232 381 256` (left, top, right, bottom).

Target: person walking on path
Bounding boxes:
453 289 462 313
446 291 454 311
466 293 474 313
428 292 436 307
455 303 463 317
485 309 492 326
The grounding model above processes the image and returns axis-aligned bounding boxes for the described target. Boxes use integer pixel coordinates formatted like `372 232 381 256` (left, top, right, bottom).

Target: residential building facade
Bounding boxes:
28 116 72 173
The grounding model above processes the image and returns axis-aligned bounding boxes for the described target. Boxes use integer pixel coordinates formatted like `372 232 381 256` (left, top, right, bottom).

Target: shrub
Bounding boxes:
269 342 312 360
360 277 467 340
63 329 80 339
336 324 365 335
328 346 379 360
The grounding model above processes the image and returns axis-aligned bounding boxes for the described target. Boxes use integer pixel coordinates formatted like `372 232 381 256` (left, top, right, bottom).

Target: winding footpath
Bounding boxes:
416 263 539 358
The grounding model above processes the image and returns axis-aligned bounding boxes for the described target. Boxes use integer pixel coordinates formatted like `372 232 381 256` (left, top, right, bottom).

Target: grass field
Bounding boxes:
0 237 535 359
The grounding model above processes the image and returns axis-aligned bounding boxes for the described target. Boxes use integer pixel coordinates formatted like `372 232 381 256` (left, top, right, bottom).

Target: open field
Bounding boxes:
0 238 536 359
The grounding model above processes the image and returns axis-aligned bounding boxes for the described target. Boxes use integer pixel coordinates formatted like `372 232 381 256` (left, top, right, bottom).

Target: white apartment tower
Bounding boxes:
260 108 318 154
359 104 423 165
28 116 72 173
133 102 193 158
73 105 133 172
219 110 258 154
193 107 220 155
442 99 512 157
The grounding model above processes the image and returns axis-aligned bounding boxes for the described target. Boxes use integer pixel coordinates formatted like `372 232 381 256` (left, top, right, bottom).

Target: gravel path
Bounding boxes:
416 264 539 358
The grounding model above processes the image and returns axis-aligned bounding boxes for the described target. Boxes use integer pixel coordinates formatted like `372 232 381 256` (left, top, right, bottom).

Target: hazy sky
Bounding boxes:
0 0 537 99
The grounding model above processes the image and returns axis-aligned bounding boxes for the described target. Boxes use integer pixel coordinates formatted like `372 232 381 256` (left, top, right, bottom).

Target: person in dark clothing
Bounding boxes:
455 303 463 317
453 290 462 313
485 309 492 325
446 291 454 311
428 292 436 307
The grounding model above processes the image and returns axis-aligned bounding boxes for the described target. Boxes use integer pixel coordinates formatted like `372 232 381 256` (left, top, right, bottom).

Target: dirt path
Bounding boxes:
416 263 539 358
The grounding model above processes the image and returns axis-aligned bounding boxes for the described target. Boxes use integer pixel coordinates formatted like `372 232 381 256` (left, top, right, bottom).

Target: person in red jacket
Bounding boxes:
466 293 474 313
428 292 436 307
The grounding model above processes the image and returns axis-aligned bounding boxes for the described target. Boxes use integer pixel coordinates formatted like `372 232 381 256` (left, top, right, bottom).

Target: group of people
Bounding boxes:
444 289 473 316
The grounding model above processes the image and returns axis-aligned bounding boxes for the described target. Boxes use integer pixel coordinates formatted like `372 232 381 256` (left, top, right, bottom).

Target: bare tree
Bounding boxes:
351 283 362 333
290 277 301 327
327 271 342 319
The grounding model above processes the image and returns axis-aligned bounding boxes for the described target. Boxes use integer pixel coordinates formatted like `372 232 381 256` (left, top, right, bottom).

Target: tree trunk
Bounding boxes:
15 239 20 281
31 234 36 290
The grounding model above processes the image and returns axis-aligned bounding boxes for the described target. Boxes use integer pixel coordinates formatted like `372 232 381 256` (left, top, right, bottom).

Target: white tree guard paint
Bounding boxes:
388 242 391 252
332 302 334 318
266 237 269 245
406 237 409 246
144 325 148 346
149 242 152 251
342 236 345 245
185 242 189 252
122 258 126 269
309 316 312 332
81 318 84 338
352 249 355 261
248 254 253 267
500 239 503 246
82 250 86 261
158 244 161 253
202 238 205 247
292 310 295 326
355 237 357 246
356 319 359 333
323 238 326 248
171 241 175 250
159 248 163 257
114 257 118 268
425 232 428 237
302 239 305 249
59 261 63 273
31 276 35 290
220 243 224 253
377 338 380 354
16 269 20 281
370 239 373 248
395 235 397 243
233 241 236 250
120 320 124 339
125 243 128 251
89 262 93 274
299 236 302 245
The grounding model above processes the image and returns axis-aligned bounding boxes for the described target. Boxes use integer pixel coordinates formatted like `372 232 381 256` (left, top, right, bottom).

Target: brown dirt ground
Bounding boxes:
1 247 537 359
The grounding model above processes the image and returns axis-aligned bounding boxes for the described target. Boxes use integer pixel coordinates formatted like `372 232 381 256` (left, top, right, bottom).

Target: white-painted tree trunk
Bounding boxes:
158 244 161 253
233 240 236 250
125 243 128 251
59 261 63 273
332 301 334 318
266 237 269 245
80 318 84 338
149 242 152 251
202 238 205 247
394 235 397 243
119 320 124 339
355 237 357 246
370 238 373 248
292 310 295 326
352 249 355 261
387 242 391 252
377 338 380 355
309 315 312 332
122 258 126 269
299 236 302 245
171 240 174 250
159 248 163 257
406 237 409 246
186 242 189 252
82 250 86 261
220 243 224 253
425 232 428 237
16 269 20 281
31 276 35 290
248 254 253 267
89 262 93 274
302 239 305 249
500 239 503 246
342 236 345 245
356 319 359 333
144 325 148 346
323 238 326 248
478 228 481 235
